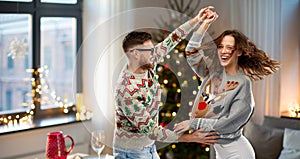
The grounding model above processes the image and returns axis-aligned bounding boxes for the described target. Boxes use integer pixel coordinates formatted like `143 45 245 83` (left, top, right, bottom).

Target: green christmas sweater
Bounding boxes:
113 20 195 148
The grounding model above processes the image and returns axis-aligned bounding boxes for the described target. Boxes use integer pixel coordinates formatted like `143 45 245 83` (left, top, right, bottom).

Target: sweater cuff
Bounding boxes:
190 118 217 132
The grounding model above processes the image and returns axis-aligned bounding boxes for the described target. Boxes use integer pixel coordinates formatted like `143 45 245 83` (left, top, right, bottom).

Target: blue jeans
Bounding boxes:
113 144 160 159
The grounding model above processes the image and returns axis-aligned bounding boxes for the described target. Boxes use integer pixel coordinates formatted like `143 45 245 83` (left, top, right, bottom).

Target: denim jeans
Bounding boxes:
113 144 160 159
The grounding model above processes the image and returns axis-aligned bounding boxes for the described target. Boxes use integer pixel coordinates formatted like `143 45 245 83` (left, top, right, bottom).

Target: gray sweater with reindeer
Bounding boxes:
186 33 254 144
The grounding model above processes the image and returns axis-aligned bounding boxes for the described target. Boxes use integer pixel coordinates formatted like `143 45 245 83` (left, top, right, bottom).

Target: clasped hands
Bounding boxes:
174 120 219 145
197 6 219 24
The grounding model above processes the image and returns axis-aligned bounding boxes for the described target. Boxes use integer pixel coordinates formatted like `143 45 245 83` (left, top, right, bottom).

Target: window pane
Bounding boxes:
41 0 77 4
0 0 32 2
40 17 76 109
0 14 32 113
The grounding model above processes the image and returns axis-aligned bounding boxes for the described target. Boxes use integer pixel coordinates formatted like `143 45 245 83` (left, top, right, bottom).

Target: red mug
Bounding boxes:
46 131 74 159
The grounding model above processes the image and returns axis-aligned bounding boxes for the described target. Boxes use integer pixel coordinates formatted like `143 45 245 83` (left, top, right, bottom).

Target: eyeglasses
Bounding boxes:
217 45 235 52
129 48 155 54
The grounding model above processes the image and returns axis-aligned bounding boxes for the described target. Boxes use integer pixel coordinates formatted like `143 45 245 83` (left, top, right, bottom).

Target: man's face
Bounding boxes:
133 40 155 70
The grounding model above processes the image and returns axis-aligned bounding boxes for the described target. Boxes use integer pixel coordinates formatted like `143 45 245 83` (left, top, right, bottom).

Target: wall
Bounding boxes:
280 0 300 111
0 121 91 159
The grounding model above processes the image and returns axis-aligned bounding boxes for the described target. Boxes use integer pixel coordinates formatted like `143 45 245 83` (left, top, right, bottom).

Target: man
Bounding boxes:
113 6 218 159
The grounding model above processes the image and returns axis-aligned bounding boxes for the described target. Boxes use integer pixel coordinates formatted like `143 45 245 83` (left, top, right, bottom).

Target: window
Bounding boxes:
43 46 52 68
5 90 12 111
41 0 76 4
0 0 82 128
0 0 31 2
24 54 29 70
40 17 76 110
64 44 73 71
7 56 14 70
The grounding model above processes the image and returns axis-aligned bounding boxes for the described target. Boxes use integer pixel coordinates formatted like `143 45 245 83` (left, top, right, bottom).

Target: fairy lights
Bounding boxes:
154 45 202 135
193 90 197 95
289 103 300 118
0 66 76 126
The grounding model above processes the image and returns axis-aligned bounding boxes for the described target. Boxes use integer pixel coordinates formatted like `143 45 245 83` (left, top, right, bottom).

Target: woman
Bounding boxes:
174 10 280 158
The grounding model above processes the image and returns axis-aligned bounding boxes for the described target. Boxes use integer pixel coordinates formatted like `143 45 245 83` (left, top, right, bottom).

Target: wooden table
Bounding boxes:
68 153 114 159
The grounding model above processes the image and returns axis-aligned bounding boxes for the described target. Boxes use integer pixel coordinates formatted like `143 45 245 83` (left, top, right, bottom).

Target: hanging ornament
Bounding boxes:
159 122 167 127
164 65 169 70
7 37 28 59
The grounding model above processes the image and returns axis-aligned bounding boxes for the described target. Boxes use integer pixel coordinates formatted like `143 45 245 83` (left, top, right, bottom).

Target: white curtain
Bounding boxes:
82 0 133 148
229 0 282 123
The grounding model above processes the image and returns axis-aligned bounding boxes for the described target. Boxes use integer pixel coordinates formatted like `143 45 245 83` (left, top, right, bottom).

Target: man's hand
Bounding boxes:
202 8 218 25
174 120 190 134
198 6 215 22
178 128 219 145
195 7 218 34
190 6 215 26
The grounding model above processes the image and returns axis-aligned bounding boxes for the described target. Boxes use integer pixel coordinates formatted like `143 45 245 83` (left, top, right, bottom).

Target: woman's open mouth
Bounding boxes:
220 54 231 62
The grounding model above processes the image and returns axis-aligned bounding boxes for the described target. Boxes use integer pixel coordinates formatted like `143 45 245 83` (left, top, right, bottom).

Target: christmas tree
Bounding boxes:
152 0 211 158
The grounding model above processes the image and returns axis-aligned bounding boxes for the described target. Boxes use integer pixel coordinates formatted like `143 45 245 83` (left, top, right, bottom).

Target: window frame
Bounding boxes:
0 0 82 122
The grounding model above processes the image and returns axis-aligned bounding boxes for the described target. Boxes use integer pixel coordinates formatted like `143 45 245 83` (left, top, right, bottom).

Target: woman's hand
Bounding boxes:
202 10 218 25
198 6 215 22
178 128 219 145
174 120 190 134
194 6 218 34
190 6 215 26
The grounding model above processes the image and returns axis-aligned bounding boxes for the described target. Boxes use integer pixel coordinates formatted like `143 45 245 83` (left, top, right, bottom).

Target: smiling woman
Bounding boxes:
181 14 280 158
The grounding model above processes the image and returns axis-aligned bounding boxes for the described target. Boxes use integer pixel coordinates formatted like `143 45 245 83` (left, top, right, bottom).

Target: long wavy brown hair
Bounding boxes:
186 30 280 81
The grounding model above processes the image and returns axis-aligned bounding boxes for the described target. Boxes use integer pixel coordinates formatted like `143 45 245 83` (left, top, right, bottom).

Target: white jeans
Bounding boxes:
214 135 255 159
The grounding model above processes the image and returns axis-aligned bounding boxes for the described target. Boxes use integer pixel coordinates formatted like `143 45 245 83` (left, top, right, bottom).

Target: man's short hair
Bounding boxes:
122 31 152 52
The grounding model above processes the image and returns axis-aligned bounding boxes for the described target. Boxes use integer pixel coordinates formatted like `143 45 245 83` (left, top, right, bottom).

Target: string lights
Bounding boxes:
29 66 74 113
157 46 200 125
289 103 300 118
0 66 79 127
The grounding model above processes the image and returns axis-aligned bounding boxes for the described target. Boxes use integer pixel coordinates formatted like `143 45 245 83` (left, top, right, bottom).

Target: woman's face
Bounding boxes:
217 35 241 69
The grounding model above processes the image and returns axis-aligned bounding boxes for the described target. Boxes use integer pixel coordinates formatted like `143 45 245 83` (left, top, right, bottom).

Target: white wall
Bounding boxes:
0 121 91 159
81 0 134 150
280 0 300 111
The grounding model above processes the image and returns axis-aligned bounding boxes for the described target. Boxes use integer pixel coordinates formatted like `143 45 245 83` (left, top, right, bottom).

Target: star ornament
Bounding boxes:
7 37 28 59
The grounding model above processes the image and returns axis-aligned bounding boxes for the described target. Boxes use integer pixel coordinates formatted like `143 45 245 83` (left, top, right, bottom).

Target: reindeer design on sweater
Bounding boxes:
192 74 239 118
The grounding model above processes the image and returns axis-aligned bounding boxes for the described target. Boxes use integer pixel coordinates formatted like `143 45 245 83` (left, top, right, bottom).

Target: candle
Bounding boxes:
76 93 83 112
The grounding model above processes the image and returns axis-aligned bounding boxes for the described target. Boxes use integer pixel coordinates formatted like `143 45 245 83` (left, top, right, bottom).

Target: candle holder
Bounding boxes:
289 105 300 118
76 93 84 113
75 93 93 121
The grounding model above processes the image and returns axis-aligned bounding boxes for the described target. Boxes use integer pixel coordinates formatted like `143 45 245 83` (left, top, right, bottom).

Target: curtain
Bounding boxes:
83 0 133 148
229 0 282 123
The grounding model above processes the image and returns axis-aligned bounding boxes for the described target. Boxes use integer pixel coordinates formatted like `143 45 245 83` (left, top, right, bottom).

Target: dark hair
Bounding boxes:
187 30 280 81
122 31 152 52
